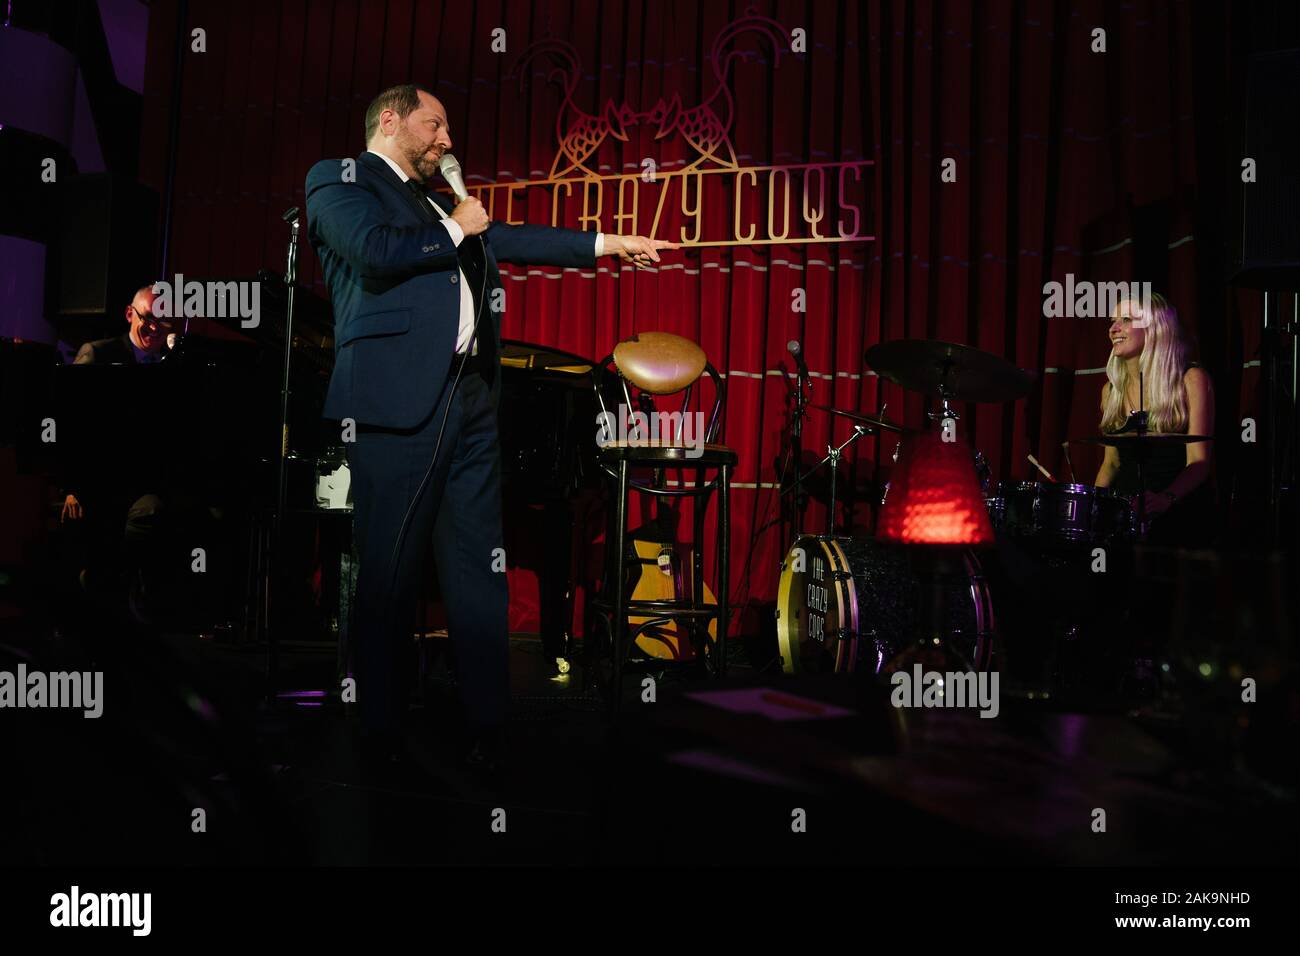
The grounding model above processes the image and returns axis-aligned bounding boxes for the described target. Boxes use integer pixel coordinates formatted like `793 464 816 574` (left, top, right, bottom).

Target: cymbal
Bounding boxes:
1075 434 1215 447
811 404 905 433
865 339 1035 403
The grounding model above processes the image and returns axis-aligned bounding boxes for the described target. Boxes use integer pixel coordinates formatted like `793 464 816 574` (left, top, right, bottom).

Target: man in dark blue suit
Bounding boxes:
306 84 675 770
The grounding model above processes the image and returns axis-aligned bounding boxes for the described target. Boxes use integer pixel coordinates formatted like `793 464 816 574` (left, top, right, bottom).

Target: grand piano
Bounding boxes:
496 340 604 660
3 290 605 659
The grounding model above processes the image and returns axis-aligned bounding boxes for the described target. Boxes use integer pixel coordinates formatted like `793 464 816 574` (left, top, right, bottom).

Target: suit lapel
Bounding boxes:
359 153 495 368
427 191 488 316
359 152 435 223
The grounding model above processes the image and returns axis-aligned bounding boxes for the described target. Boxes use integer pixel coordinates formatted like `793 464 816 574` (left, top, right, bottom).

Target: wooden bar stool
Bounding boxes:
586 332 737 717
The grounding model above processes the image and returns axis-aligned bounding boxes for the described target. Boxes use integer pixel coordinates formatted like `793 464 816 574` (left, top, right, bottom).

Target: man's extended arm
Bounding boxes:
484 220 601 268
484 216 679 269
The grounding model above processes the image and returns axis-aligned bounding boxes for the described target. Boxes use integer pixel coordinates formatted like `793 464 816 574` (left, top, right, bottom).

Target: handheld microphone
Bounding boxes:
787 340 810 381
438 153 469 202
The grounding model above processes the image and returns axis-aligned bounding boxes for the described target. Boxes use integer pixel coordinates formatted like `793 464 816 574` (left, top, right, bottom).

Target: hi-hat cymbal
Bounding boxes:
866 339 1035 403
811 404 905 433
1075 434 1215 447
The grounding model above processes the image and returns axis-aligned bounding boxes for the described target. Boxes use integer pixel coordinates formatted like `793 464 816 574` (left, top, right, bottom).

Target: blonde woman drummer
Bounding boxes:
1094 293 1215 546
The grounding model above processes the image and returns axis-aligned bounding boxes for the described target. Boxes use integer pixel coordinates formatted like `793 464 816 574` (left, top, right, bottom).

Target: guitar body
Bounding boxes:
626 534 718 661
620 393 718 661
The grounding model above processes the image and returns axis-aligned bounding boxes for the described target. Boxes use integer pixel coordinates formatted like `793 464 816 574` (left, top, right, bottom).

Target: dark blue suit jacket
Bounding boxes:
305 151 598 429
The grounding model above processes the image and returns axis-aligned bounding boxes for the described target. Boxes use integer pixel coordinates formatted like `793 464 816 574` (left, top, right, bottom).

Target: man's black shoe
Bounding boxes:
464 726 507 775
358 728 461 793
357 730 417 785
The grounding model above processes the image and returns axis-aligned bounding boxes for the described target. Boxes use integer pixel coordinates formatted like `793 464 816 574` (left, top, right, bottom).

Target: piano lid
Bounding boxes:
499 339 593 376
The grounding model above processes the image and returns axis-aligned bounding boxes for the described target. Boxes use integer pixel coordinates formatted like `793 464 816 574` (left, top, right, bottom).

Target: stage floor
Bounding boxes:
2 622 1294 867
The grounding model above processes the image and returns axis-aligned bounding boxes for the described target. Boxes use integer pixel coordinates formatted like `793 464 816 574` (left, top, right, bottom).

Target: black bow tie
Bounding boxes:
404 178 437 220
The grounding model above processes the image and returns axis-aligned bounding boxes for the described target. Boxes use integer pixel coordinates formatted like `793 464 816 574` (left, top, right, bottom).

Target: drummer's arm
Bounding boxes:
1160 367 1214 502
1096 446 1120 487
1095 383 1120 487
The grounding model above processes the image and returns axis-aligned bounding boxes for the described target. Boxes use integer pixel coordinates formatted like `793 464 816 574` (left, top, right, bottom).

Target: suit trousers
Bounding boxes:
346 366 508 738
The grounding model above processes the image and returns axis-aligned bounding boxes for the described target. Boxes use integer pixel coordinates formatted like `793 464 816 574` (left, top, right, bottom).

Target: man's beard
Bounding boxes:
398 126 440 184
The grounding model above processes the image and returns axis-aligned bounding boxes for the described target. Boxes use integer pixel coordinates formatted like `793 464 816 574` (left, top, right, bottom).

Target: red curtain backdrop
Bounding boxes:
140 0 1266 635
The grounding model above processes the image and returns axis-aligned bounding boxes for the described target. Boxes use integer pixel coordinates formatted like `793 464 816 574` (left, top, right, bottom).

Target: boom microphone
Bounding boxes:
787 340 810 381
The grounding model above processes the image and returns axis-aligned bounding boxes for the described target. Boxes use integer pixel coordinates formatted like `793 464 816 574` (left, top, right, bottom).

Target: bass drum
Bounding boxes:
775 536 995 675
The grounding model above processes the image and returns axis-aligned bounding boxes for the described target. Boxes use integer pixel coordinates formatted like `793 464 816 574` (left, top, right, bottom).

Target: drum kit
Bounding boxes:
774 338 1212 684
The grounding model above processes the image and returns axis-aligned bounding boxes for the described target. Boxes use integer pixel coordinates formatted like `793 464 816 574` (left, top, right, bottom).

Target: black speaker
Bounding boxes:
55 173 157 330
1231 50 1300 289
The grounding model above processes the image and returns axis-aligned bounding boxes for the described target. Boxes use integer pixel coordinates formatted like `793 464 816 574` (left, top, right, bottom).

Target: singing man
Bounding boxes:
305 84 676 772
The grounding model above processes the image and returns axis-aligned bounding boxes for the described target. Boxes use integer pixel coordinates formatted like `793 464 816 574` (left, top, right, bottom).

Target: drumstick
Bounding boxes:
1061 441 1077 483
1027 454 1055 482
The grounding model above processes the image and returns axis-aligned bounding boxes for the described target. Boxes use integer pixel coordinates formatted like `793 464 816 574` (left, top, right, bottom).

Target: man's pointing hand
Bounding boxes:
605 235 681 270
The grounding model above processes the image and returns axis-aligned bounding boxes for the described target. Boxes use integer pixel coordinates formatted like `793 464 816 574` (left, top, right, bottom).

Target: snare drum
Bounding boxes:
987 481 1042 537
1036 482 1102 542
985 481 1136 544
1091 486 1138 542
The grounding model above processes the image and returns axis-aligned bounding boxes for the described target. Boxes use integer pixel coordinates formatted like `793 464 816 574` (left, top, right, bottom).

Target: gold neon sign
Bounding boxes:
454 162 872 247
451 12 874 248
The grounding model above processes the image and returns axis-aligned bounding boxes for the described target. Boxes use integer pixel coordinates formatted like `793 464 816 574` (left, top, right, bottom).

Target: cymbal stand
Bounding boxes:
781 424 874 535
1132 371 1148 536
925 357 961 426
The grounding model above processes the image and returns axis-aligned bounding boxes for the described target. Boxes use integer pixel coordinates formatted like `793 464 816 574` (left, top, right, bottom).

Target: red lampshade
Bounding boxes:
877 431 994 546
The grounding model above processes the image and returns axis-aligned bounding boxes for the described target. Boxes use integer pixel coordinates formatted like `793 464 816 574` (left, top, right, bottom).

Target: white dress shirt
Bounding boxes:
366 150 604 355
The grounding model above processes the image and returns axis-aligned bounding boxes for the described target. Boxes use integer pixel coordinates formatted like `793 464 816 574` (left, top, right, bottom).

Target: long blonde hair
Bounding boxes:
1100 292 1192 434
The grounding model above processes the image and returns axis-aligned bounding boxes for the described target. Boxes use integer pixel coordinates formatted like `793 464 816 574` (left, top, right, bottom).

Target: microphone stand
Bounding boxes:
1135 369 1147 536
789 356 809 538
264 206 301 693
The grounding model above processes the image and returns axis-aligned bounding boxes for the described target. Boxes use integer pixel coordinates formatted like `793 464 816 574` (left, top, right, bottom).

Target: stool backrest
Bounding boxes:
593 332 725 451
612 332 707 395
